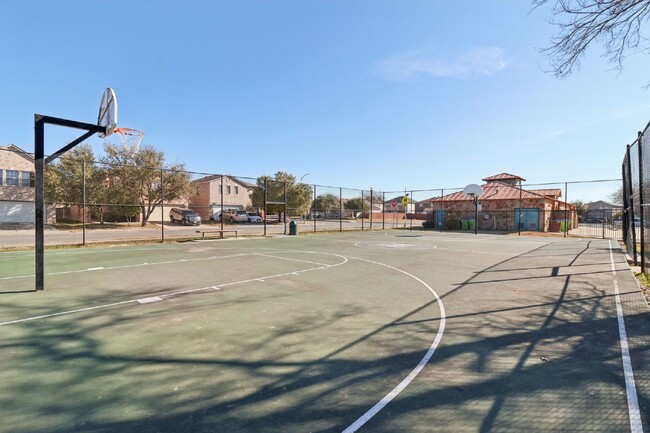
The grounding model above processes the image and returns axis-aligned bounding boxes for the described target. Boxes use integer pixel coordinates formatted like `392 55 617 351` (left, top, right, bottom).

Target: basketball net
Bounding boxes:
113 127 144 152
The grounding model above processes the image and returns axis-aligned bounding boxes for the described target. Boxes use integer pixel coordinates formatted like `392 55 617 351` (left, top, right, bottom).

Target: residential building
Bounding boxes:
384 195 417 214
0 145 48 223
586 200 622 212
188 175 254 220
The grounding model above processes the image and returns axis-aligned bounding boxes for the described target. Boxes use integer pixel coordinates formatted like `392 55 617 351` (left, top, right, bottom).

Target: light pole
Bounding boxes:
300 173 310 223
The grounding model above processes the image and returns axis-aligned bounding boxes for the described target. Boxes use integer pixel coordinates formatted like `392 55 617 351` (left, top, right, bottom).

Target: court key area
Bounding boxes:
0 231 648 432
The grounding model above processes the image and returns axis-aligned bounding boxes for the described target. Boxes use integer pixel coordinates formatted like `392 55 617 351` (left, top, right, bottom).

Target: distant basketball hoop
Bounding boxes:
463 184 483 197
463 184 483 235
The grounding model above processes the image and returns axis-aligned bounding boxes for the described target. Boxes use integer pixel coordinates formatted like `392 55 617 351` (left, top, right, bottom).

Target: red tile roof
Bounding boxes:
528 188 562 198
430 181 544 202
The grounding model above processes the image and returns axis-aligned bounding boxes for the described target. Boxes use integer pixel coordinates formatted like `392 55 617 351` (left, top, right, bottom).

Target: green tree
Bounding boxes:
102 143 192 226
571 199 588 216
44 144 108 222
344 197 366 211
313 193 340 216
251 172 312 220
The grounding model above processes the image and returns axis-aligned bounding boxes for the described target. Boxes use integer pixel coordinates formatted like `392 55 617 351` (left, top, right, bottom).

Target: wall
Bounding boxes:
189 177 252 220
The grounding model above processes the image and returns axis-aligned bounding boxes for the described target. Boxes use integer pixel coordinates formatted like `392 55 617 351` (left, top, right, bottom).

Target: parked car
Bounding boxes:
221 209 249 223
247 212 263 223
169 208 202 226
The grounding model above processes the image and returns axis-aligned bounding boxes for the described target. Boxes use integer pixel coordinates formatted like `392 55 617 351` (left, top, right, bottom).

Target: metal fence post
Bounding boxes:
263 177 268 237
410 190 414 231
160 168 164 243
369 188 373 230
284 181 288 235
339 187 343 232
82 160 86 246
382 192 385 230
638 131 645 273
361 190 365 231
440 189 444 232
221 175 225 232
518 182 522 236
625 144 637 265
313 184 317 233
564 182 569 237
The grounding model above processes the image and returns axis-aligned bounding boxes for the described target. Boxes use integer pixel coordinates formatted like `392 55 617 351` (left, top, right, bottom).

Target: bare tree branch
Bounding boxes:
533 0 650 77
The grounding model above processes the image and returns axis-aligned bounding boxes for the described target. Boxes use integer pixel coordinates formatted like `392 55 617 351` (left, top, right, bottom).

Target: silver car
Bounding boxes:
247 212 263 223
222 209 249 223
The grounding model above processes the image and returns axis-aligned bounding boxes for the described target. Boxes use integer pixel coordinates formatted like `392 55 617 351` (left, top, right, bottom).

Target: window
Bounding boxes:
0 170 3 186
227 185 231 194
6 170 18 186
234 186 239 194
21 171 32 187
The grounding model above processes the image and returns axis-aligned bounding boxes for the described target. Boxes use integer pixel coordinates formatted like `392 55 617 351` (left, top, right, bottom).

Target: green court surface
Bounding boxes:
0 231 648 432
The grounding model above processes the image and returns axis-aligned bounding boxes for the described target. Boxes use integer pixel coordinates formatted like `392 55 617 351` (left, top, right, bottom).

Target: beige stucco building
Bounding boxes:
188 175 254 221
0 145 47 223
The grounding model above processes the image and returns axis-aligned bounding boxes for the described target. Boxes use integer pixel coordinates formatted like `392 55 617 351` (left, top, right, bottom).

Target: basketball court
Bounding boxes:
0 230 648 432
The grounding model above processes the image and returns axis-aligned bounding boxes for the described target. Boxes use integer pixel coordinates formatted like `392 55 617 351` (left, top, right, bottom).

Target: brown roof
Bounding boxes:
482 173 526 182
528 188 562 198
192 174 255 189
430 181 545 202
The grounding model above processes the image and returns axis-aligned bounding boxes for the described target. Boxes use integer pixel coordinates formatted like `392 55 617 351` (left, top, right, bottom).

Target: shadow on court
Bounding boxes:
0 237 648 432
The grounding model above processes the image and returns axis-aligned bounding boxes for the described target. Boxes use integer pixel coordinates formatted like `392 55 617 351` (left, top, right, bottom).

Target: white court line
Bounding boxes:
0 299 138 326
254 253 331 267
0 252 348 327
0 252 253 281
342 256 446 433
137 297 163 304
608 240 643 433
4 245 444 431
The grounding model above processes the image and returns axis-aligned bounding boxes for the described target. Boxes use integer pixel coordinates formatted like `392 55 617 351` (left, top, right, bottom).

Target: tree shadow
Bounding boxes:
0 240 648 432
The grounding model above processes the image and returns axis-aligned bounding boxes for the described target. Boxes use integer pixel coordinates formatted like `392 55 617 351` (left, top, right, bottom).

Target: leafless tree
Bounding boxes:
534 0 650 77
609 184 624 204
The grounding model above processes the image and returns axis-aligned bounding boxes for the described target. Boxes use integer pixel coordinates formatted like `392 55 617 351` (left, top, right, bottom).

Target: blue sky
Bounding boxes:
2 0 648 201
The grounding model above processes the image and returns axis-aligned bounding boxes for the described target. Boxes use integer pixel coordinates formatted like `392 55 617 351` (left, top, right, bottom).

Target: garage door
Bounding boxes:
0 202 34 223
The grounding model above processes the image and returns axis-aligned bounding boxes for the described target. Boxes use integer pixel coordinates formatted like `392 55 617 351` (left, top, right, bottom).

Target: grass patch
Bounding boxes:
634 272 650 306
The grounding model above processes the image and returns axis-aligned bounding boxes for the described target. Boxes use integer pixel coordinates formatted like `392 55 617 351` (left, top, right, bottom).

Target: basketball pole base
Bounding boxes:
34 114 107 291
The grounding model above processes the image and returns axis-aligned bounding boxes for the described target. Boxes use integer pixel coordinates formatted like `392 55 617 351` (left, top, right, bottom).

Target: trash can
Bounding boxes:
289 220 298 235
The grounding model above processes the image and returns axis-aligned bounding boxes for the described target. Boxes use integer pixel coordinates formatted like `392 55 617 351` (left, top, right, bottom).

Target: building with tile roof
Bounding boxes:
426 173 576 232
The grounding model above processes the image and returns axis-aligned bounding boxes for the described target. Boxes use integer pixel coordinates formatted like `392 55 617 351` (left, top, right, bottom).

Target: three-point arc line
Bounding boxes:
0 250 446 433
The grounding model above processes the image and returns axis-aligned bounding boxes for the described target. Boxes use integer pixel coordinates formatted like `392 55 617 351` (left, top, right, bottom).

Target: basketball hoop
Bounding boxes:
97 88 118 138
113 127 144 151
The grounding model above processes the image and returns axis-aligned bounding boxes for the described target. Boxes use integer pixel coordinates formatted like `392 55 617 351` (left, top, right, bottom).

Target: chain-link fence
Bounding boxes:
622 121 650 273
0 144 623 252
